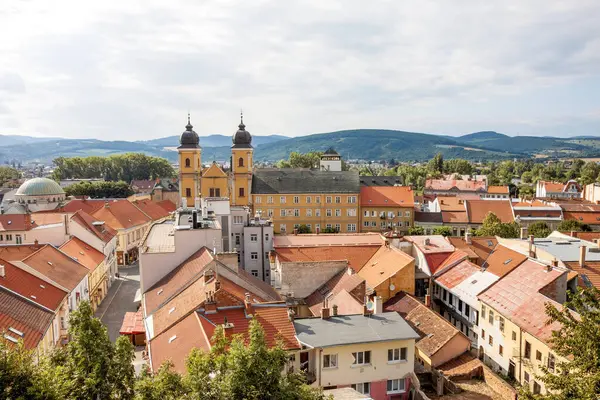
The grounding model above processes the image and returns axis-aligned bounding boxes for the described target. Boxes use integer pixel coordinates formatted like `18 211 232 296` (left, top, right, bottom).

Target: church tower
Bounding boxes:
178 114 202 208
231 113 253 206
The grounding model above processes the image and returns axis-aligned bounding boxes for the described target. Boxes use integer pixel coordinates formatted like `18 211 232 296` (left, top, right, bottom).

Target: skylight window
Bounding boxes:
157 289 163 295
169 307 176 314
503 259 512 265
168 335 177 343
40 285 45 289
9 327 23 337
3 334 18 343
47 261 53 266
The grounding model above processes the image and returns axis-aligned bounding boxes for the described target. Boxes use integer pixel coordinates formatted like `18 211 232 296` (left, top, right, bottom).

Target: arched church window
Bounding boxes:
238 157 244 167
185 158 191 168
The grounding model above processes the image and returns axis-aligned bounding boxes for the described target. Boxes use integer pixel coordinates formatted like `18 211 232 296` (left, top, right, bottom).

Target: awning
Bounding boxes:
119 310 145 335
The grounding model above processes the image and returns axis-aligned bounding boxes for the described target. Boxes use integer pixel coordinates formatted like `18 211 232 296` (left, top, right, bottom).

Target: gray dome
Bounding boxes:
179 115 200 149
16 178 65 196
232 117 252 148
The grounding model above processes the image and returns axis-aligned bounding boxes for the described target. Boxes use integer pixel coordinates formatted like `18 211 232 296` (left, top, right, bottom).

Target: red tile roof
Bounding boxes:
59 237 105 272
487 186 509 194
483 245 528 278
425 179 486 192
0 244 44 260
157 200 177 213
132 199 171 221
562 231 600 242
384 292 469 357
425 250 468 276
437 196 467 212
514 209 562 218
0 258 68 310
305 270 365 316
407 235 455 254
564 261 600 290
563 211 600 224
21 245 89 291
442 211 468 224
0 214 33 231
0 288 54 349
92 200 151 230
478 259 566 344
447 237 498 265
436 260 480 289
540 181 567 193
360 186 414 207
130 180 155 191
70 210 117 244
61 199 106 214
275 245 381 273
466 200 514 224
274 233 385 247
358 245 415 286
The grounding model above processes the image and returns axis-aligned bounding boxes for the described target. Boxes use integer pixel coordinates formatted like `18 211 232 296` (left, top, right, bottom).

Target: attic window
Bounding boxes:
157 289 163 295
169 307 176 314
31 295 36 299
79 251 84 255
40 284 45 289
168 335 177 343
503 258 512 265
471 280 478 284
9 327 24 337
487 241 493 247
3 334 18 343
47 261 53 266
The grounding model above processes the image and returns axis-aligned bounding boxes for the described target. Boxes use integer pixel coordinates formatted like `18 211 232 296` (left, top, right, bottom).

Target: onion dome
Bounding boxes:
232 112 252 148
178 113 200 149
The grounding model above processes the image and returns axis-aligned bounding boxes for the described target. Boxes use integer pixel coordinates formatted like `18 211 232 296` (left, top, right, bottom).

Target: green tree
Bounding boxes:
474 212 520 238
519 287 600 400
443 158 473 175
135 363 187 400
427 153 444 174
527 221 551 238
0 166 21 187
296 224 312 234
432 226 453 237
64 181 135 198
407 226 425 235
580 161 600 185
521 171 534 184
557 219 592 232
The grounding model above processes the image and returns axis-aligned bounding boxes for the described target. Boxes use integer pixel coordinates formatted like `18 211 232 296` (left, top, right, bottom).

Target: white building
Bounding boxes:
319 148 342 172
242 215 274 282
12 178 66 213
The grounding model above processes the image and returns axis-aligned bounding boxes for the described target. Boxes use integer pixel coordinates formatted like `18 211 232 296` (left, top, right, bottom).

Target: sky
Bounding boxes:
1 0 600 140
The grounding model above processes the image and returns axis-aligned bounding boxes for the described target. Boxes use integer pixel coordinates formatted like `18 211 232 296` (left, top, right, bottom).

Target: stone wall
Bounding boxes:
481 364 517 400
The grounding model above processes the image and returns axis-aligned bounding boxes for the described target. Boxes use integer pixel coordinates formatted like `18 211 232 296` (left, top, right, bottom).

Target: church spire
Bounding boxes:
186 112 193 131
239 109 245 130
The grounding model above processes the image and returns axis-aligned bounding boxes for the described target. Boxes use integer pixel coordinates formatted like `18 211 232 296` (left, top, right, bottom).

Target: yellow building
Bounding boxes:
251 169 360 234
201 161 229 198
178 114 202 207
359 186 415 233
231 115 253 206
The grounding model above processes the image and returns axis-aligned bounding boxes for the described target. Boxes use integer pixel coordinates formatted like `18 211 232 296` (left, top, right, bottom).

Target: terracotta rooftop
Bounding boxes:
425 179 486 192
564 261 600 290
561 231 600 242
478 259 566 344
436 196 467 212
512 200 557 208
0 258 68 311
426 250 469 276
0 214 33 231
61 199 106 214
556 201 600 212
20 245 90 291
435 259 481 290
384 292 468 357
466 200 514 224
482 245 528 278
0 287 55 349
132 199 172 221
304 270 365 317
131 180 155 190
120 310 145 335
563 211 600 224
358 245 415 288
275 245 381 273
157 200 177 213
92 200 151 230
442 210 468 224
360 186 414 207
0 244 44 260
70 210 117 244
514 209 562 219
59 237 105 272
437 353 483 378
274 233 384 248
487 186 509 194
447 237 497 265
414 211 443 224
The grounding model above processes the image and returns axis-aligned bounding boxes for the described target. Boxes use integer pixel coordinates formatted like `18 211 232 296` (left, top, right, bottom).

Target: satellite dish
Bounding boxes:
389 283 396 291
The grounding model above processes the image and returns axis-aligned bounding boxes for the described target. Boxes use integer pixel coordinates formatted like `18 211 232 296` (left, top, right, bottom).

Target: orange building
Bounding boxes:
360 186 414 233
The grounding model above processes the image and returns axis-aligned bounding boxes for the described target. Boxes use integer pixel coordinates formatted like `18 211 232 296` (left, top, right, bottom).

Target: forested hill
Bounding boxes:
1 130 600 164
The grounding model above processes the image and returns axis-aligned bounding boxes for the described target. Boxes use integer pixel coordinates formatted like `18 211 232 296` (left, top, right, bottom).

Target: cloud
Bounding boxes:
0 0 599 139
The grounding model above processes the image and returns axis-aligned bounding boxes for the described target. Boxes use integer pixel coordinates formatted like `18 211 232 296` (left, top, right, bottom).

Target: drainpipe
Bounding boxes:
518 328 523 383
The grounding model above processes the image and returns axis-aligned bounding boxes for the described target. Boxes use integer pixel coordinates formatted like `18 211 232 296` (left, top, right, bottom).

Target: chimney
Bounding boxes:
244 293 254 317
0 264 5 278
34 239 39 245
465 231 472 245
425 294 431 308
580 245 587 268
570 231 578 238
104 200 110 208
321 307 330 320
374 296 383 315
520 227 527 240
424 238 431 246
192 210 198 229
332 304 338 316
552 259 558 267
205 292 217 314
214 279 221 291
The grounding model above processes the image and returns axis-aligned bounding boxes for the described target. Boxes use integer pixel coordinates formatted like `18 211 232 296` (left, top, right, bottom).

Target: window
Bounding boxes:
442 289 447 302
364 210 369 217
524 371 530 384
280 224 286 233
536 350 542 361
185 158 191 167
370 221 376 227
251 270 258 277
335 196 341 204
315 209 321 217
315 224 320 231
265 252 269 260
326 196 332 203
351 383 370 395
326 209 332 217
323 354 337 368
280 209 286 217
60 317 66 329
250 234 258 242
233 215 244 224
351 351 371 365
525 341 532 359
458 299 463 313
239 187 245 197
388 347 407 362
254 196 261 204
267 209 273 217
499 317 505 332
238 157 244 167
316 196 321 204
347 224 357 232
499 345 504 356
481 329 485 339
387 379 405 394
0 235 3 241
185 188 191 198
335 223 341 231
251 252 258 260
280 196 286 204
294 209 300 217
489 336 493 346
293 196 299 204
267 196 273 204
335 209 341 217
363 221 369 227
371 210 376 217
405 211 410 217
348 196 357 204
347 208 357 217
293 224 300 229
489 310 494 324
465 303 470 318
548 353 555 372
305 196 311 204
448 293 454 306
15 235 21 245
388 211 394 219
306 209 312 217
265 233 270 241
533 381 541 395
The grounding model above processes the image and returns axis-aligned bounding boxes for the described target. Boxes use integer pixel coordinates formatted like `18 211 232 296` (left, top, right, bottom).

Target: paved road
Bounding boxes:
95 263 141 343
